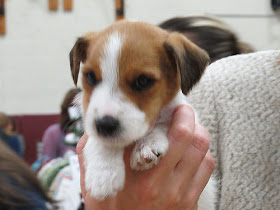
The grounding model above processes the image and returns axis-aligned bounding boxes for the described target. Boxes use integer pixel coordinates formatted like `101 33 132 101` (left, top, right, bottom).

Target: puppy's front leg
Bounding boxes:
130 125 169 170
83 137 125 200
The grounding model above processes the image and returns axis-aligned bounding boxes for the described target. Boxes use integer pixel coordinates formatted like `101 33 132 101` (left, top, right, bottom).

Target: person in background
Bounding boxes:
0 112 23 157
42 88 82 159
158 15 254 63
0 140 53 209
9 116 25 156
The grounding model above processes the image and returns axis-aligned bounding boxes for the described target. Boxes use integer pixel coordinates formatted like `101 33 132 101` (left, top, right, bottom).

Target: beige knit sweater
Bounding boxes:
187 50 280 210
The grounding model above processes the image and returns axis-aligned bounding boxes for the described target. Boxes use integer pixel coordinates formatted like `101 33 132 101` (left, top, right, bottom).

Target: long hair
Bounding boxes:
0 112 11 135
60 88 82 133
159 16 254 63
0 140 52 207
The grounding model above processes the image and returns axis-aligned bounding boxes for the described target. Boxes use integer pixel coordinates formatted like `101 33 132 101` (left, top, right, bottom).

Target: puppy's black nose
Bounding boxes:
95 116 120 137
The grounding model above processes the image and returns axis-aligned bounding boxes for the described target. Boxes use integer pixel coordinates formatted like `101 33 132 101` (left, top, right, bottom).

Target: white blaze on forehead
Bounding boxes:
100 32 123 87
84 31 149 146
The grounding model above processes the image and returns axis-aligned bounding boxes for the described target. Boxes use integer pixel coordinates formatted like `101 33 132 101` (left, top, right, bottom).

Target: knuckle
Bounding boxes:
183 194 197 209
168 105 195 142
204 153 216 172
136 180 159 201
172 123 193 141
147 188 160 201
182 104 195 118
193 133 210 153
167 190 181 208
176 104 195 118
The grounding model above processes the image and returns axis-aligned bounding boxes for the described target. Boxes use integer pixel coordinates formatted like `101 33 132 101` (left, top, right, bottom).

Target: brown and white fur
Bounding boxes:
70 20 216 209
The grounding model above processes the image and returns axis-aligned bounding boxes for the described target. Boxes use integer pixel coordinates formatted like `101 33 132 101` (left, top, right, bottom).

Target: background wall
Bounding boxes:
1 0 279 115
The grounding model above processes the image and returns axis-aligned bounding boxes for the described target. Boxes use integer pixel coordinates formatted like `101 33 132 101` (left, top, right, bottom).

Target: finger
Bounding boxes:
174 124 210 183
123 144 140 180
77 134 88 198
158 105 195 173
189 150 215 192
123 144 135 169
76 133 88 155
182 150 215 207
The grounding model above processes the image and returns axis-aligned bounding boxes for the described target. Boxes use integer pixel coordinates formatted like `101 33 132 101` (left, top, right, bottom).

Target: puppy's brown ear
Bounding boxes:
69 37 89 86
164 33 210 94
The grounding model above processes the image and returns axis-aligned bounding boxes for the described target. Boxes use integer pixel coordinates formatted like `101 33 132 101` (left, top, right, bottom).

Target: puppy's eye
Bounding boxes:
131 75 155 91
85 71 98 86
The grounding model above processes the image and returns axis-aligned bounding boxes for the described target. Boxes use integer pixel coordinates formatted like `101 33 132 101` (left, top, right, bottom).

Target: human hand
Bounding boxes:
76 105 215 210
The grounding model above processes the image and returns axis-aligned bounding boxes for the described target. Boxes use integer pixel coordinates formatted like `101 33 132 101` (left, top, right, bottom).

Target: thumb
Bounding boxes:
77 133 88 198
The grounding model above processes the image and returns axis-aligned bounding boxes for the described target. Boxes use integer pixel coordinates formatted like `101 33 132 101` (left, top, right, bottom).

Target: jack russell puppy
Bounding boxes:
70 20 216 209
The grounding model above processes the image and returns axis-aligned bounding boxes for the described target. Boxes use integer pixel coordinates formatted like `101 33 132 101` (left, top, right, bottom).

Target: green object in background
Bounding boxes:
41 160 69 191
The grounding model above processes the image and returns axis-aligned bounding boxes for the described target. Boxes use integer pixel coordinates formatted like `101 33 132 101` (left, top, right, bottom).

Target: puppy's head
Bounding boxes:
69 21 209 147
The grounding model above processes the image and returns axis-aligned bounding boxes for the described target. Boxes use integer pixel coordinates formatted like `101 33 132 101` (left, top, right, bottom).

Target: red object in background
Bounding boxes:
12 114 60 165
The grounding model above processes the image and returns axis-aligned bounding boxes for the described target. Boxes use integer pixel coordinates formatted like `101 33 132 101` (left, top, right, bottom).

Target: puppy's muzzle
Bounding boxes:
95 116 120 137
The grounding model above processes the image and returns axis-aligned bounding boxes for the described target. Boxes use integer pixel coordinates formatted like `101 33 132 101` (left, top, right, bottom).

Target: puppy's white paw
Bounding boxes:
85 163 125 200
130 138 168 171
